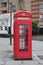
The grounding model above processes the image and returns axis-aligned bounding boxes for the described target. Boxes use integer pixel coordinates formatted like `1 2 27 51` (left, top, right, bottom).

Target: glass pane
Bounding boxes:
19 24 28 51
19 29 24 35
24 25 28 29
20 38 25 49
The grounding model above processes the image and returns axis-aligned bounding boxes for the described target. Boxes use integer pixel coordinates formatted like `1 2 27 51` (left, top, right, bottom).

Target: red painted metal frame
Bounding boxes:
13 11 32 60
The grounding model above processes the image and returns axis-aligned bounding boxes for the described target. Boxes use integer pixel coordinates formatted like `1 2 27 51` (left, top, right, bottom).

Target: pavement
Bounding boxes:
0 38 43 65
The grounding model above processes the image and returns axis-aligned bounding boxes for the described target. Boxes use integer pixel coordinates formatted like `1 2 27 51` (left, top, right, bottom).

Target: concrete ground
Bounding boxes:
0 38 43 65
33 35 43 41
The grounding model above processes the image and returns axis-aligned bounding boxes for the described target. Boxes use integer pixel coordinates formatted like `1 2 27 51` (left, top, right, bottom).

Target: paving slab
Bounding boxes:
5 60 40 65
5 61 21 65
0 61 4 65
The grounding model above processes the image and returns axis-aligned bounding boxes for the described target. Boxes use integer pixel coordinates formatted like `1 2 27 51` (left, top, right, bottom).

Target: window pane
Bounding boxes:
1 26 3 30
2 10 7 13
5 26 7 30
40 15 43 20
39 4 43 9
39 4 43 11
1 2 7 7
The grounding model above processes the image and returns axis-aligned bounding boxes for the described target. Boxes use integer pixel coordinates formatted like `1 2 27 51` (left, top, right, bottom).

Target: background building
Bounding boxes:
0 13 14 34
0 0 43 27
0 0 43 34
0 0 16 14
0 0 31 14
0 0 9 14
31 0 43 27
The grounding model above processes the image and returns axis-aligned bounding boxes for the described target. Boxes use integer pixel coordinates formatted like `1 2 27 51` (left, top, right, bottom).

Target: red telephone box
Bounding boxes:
13 11 32 60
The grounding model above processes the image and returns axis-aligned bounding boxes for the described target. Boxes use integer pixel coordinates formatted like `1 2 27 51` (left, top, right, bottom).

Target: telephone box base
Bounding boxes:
14 58 32 60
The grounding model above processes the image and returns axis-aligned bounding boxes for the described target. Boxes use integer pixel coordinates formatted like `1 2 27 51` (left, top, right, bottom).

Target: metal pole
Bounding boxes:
10 4 12 45
8 0 12 45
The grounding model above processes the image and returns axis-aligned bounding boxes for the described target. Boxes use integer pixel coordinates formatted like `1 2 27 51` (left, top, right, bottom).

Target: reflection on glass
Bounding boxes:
20 25 24 28
19 29 24 35
24 25 28 29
